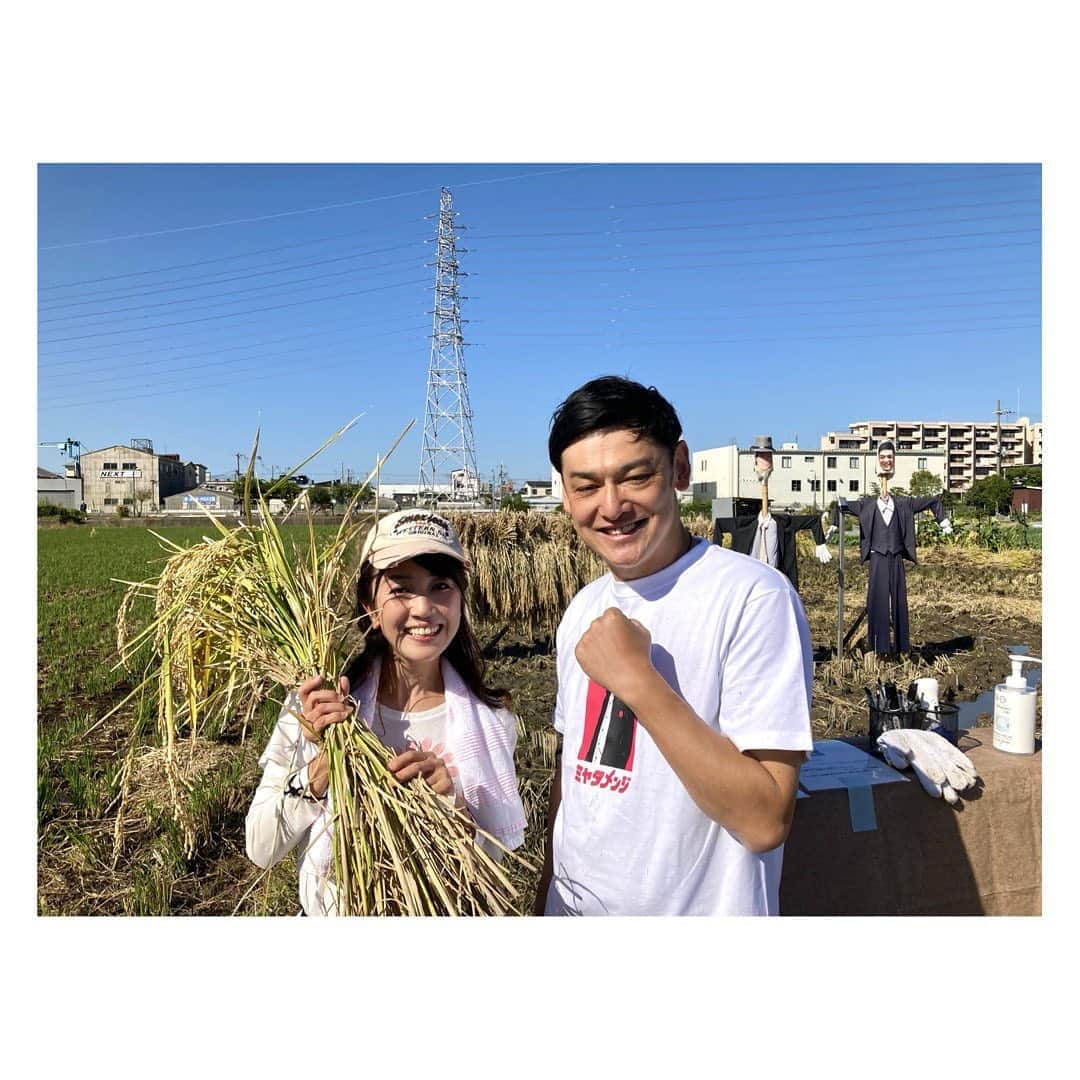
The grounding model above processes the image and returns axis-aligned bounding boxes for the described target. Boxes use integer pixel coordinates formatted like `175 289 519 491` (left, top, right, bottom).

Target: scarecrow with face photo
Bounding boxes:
711 435 832 592
827 440 952 656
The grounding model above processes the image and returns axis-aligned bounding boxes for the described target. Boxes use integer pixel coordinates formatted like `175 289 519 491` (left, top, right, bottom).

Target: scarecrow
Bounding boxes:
712 435 832 592
827 439 952 655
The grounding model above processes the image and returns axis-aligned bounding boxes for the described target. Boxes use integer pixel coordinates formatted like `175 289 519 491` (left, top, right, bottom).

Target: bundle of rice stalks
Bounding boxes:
112 422 528 914
448 511 605 633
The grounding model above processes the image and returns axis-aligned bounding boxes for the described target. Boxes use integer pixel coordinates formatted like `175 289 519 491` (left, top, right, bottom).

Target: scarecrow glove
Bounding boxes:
877 729 978 805
940 518 953 535
815 543 832 564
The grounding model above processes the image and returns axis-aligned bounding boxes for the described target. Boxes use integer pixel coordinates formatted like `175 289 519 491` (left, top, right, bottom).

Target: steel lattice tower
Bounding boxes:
417 187 479 502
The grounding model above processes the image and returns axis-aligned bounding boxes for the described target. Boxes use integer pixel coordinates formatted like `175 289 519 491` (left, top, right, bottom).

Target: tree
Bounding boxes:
680 498 713 519
307 486 333 512
231 477 303 507
908 470 943 498
134 487 154 516
500 492 528 512
966 475 1012 517
1004 463 1041 487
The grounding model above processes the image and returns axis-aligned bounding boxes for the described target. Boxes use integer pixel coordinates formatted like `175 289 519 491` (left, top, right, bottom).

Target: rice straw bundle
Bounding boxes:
113 421 528 914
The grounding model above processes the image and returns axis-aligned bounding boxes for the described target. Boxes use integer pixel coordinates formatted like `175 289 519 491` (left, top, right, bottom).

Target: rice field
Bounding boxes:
37 512 1041 915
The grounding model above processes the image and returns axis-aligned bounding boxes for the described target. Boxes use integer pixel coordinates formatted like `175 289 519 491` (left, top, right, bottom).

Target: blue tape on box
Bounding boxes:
841 774 877 832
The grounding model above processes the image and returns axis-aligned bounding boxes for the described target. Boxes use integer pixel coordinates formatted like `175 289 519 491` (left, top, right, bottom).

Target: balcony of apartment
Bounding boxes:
871 427 892 437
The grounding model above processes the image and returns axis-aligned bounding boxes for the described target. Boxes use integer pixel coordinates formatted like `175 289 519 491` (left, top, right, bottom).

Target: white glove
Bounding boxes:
876 729 978 804
815 543 832 564
939 518 953 535
824 525 837 542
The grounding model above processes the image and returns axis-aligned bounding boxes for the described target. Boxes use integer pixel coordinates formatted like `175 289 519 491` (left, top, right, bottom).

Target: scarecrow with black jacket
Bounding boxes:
712 435 832 592
826 439 952 655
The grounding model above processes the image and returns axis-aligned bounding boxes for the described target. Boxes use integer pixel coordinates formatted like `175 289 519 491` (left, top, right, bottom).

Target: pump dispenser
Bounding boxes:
993 654 1042 755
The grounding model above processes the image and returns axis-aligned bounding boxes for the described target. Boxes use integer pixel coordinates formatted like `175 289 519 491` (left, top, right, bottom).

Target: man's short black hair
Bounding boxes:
548 375 683 471
878 439 896 454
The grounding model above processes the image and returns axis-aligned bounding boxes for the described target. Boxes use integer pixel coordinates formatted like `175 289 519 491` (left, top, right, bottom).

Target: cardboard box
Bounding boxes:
780 732 1041 915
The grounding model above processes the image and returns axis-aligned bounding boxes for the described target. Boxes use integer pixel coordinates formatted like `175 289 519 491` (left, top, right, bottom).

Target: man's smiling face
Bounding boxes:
560 428 691 581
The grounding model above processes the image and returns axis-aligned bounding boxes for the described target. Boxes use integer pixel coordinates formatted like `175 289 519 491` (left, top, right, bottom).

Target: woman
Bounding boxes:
245 509 526 915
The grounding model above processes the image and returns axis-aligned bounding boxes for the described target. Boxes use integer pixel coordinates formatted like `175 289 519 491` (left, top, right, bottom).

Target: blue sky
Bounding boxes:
37 163 1041 487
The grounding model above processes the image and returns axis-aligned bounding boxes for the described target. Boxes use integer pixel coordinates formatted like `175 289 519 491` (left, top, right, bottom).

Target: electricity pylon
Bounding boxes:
417 187 479 504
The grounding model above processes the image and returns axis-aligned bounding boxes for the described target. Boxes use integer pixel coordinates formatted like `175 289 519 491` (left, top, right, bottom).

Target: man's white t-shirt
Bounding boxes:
545 537 814 916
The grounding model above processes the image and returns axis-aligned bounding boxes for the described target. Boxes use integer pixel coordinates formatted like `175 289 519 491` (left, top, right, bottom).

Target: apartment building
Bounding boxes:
819 417 1038 494
1029 422 1043 465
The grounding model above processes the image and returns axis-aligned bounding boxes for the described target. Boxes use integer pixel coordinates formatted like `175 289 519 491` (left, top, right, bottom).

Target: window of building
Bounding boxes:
827 456 837 468
700 459 707 472
791 480 802 492
849 457 859 470
103 461 118 470
122 498 134 506
104 498 118 505
849 480 860 492
827 479 837 492
804 456 814 463
811 479 821 492
918 457 927 470
121 462 137 470
781 456 792 469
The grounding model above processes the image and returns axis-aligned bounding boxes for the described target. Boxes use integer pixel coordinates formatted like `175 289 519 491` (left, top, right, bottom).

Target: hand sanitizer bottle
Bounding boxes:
993 654 1042 755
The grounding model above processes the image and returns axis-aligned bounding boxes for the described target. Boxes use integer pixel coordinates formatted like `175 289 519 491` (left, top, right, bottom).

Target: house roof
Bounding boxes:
38 466 61 479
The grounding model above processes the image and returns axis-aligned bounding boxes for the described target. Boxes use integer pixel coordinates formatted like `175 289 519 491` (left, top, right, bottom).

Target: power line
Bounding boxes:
40 323 429 388
38 241 422 311
38 217 428 291
39 312 426 371
553 167 1036 213
508 238 1040 276
469 203 1040 243
39 164 605 251
38 276 429 345
44 349 404 409
38 254 425 325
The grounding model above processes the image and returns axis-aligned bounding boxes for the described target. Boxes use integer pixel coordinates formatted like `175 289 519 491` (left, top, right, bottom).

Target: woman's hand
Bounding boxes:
386 748 462 806
297 675 351 799
297 675 352 742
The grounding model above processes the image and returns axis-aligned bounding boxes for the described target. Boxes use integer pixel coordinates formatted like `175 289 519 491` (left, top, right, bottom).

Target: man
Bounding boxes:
534 376 814 916
827 439 952 656
712 434 832 591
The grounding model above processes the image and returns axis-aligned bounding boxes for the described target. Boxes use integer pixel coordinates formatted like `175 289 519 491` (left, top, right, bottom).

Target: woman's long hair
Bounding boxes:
342 552 505 709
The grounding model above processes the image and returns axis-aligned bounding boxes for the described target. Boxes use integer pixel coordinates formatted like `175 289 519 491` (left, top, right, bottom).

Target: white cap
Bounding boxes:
358 509 471 571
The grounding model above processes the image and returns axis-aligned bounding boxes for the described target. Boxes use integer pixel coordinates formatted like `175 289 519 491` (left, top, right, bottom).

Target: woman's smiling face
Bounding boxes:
368 558 463 665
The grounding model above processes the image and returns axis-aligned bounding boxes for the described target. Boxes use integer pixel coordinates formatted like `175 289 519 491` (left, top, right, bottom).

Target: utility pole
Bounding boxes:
994 398 1014 477
418 187 479 505
234 452 243 479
